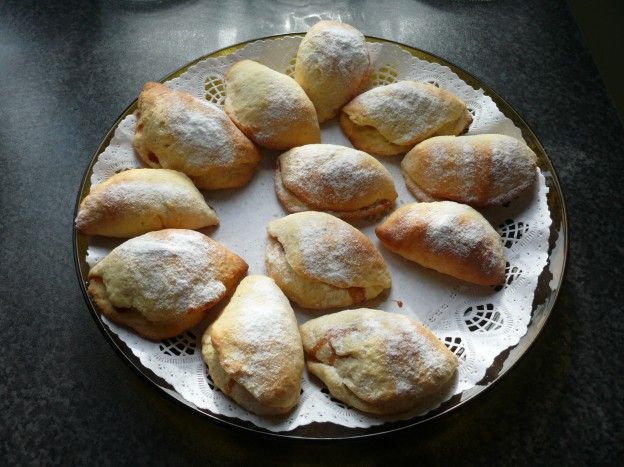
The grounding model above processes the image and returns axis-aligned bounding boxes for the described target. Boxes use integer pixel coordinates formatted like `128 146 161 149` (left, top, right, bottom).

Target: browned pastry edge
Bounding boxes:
300 309 459 414
223 60 321 151
273 169 395 222
402 158 538 208
88 277 207 341
87 254 248 341
375 204 506 286
339 112 411 156
264 236 389 310
339 106 472 157
133 82 261 188
189 161 260 190
402 171 439 202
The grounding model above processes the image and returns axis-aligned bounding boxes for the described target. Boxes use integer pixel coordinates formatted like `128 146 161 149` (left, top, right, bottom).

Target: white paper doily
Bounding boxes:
84 36 551 432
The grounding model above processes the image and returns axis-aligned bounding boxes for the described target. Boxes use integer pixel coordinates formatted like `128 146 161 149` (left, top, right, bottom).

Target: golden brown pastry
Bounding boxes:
300 308 458 415
340 81 472 156
375 201 505 285
75 168 218 238
265 212 391 309
401 134 538 206
134 82 260 190
275 144 397 220
295 21 371 123
224 60 321 150
88 229 247 340
202 275 304 415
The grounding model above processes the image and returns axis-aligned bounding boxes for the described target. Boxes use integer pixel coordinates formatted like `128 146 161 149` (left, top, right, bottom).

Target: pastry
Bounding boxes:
401 134 538 206
75 168 219 238
87 229 247 340
202 275 304 415
224 60 321 150
300 308 458 415
295 20 371 123
134 82 261 190
275 144 397 220
340 81 472 156
375 201 505 285
265 211 391 309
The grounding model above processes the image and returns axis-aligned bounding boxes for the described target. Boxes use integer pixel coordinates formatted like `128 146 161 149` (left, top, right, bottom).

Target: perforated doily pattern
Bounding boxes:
87 36 552 432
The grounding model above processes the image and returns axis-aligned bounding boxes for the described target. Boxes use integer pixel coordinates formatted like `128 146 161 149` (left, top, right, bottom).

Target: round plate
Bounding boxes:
73 33 568 440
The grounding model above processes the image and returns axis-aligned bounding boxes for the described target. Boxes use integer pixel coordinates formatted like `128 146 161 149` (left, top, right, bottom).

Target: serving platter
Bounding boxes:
74 33 568 439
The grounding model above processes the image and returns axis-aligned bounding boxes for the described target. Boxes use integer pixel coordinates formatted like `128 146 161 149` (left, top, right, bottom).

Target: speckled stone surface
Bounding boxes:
0 0 622 464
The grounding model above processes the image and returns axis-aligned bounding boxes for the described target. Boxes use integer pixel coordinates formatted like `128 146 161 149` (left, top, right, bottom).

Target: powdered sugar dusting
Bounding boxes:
416 139 479 204
96 230 226 320
167 100 235 168
422 202 501 274
424 203 482 257
219 277 297 377
100 178 200 210
280 144 390 207
251 84 310 142
290 214 386 288
489 135 538 204
211 276 302 402
410 135 537 205
301 222 362 284
299 23 369 78
228 277 292 350
379 317 453 396
346 81 460 145
295 21 370 122
225 60 318 146
315 309 454 398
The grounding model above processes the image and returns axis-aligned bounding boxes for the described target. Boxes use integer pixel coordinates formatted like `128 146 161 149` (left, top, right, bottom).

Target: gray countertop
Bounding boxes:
1 0 622 464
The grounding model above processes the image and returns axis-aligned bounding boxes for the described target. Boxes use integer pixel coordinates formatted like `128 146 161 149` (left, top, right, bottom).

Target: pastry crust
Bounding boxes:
300 308 458 414
265 212 391 309
201 275 304 415
295 20 371 123
274 144 397 220
401 134 538 207
224 60 321 150
75 168 219 238
375 201 505 285
87 229 247 340
133 82 260 190
339 112 412 156
340 81 472 156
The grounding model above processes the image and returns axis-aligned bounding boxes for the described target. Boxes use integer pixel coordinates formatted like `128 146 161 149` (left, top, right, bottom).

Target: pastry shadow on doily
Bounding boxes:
304 366 460 423
346 209 397 229
196 225 219 236
377 245 502 299
480 169 543 224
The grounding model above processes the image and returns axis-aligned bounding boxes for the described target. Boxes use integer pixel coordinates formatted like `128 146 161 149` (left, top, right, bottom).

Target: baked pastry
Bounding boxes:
340 81 472 156
224 60 321 150
87 229 247 340
202 275 304 415
265 212 391 309
275 144 397 220
401 134 538 206
134 82 260 190
295 20 371 123
375 201 505 285
300 308 458 415
75 168 219 238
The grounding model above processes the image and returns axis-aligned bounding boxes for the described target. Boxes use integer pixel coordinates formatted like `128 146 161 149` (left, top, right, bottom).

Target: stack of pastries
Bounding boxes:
75 20 539 417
